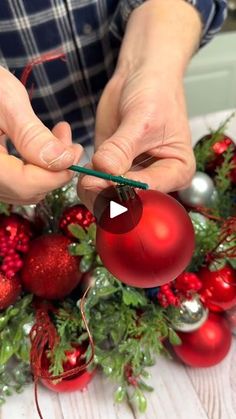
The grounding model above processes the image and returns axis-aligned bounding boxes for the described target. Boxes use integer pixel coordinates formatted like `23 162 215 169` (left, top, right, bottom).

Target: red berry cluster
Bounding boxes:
157 272 202 308
157 284 180 308
0 214 32 278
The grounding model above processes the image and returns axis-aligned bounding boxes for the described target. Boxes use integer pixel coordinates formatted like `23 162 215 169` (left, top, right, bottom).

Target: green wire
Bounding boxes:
68 165 149 190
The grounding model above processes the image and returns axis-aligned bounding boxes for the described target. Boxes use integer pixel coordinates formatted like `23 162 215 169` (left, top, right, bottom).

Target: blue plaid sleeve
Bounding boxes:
186 0 228 46
111 0 227 46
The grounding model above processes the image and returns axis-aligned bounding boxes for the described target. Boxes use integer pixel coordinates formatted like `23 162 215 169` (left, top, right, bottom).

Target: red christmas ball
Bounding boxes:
0 273 21 310
198 264 236 312
59 204 95 238
21 234 82 299
96 190 195 288
41 344 95 392
173 313 232 367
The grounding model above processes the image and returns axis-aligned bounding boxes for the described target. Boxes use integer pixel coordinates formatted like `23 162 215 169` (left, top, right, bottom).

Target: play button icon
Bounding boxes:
110 201 128 219
93 186 143 234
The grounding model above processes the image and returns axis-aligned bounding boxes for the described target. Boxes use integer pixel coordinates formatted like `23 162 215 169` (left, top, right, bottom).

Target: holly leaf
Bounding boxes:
80 254 94 272
75 243 94 256
122 288 147 307
0 340 14 364
114 386 126 403
168 328 181 346
87 223 96 242
68 224 87 240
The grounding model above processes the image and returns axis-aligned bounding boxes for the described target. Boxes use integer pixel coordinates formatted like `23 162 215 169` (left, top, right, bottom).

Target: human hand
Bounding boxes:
0 66 83 204
78 0 201 211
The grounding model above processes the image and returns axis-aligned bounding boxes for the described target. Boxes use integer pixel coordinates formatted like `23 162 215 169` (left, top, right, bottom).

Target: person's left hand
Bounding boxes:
77 0 201 211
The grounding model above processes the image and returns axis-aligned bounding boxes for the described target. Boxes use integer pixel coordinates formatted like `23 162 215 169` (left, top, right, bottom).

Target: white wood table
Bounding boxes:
1 110 236 419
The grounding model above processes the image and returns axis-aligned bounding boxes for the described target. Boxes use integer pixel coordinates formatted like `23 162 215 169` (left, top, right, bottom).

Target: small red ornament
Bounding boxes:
198 264 236 312
173 313 232 367
41 344 95 393
0 273 21 310
21 234 82 299
59 204 95 238
96 190 195 288
197 134 235 173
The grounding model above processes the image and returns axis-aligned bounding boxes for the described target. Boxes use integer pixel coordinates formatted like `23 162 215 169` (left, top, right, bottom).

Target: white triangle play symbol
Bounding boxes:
110 201 128 219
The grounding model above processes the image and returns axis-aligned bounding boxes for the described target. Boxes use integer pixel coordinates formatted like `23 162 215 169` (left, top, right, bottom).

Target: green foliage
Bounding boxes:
0 361 32 405
188 216 220 272
0 295 34 404
194 112 235 171
68 222 99 273
0 202 10 216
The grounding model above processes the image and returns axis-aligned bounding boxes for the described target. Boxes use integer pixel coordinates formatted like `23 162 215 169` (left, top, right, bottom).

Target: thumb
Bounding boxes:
0 68 78 170
93 115 144 175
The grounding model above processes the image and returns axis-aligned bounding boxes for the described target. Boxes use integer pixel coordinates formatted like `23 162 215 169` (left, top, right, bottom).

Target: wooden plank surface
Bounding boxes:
1 109 236 419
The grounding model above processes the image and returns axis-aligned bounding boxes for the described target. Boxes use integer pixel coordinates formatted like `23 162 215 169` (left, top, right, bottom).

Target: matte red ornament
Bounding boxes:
21 234 82 299
41 344 95 393
173 313 232 367
0 273 21 310
59 204 95 238
198 264 236 312
96 190 195 288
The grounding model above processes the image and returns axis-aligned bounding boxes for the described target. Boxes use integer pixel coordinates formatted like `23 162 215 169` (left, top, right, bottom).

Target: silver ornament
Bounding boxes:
178 172 215 207
171 296 208 332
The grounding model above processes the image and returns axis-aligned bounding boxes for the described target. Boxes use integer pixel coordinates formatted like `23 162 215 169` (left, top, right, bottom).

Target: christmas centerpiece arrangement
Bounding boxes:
0 115 236 417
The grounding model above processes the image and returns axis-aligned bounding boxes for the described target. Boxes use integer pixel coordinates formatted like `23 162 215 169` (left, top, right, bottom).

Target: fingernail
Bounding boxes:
40 141 74 168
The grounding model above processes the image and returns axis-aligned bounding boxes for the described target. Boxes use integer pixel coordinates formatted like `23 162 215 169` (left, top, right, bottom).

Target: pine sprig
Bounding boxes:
69 223 100 273
194 112 235 171
187 216 220 272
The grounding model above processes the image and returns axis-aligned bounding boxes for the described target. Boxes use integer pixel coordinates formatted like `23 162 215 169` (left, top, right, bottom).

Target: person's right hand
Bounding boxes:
0 66 83 204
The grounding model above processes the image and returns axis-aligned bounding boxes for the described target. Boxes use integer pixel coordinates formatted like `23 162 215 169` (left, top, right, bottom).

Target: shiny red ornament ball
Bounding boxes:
59 204 95 238
96 190 195 288
173 313 232 367
0 273 21 310
198 264 236 312
41 344 95 392
21 234 82 299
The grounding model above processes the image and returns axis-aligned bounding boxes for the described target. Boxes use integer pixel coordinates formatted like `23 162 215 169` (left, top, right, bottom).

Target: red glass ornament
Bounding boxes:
21 234 82 299
0 273 21 310
96 190 195 288
198 264 236 312
173 313 232 367
59 204 95 238
41 344 95 393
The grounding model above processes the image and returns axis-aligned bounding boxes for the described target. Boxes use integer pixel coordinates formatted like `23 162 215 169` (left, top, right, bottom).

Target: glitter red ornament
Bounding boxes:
198 264 236 312
59 204 95 238
96 190 195 288
21 234 82 299
173 313 232 367
41 343 95 392
0 273 21 310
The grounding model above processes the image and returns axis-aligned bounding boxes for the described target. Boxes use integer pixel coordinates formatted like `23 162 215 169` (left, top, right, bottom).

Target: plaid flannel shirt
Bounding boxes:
0 0 227 146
